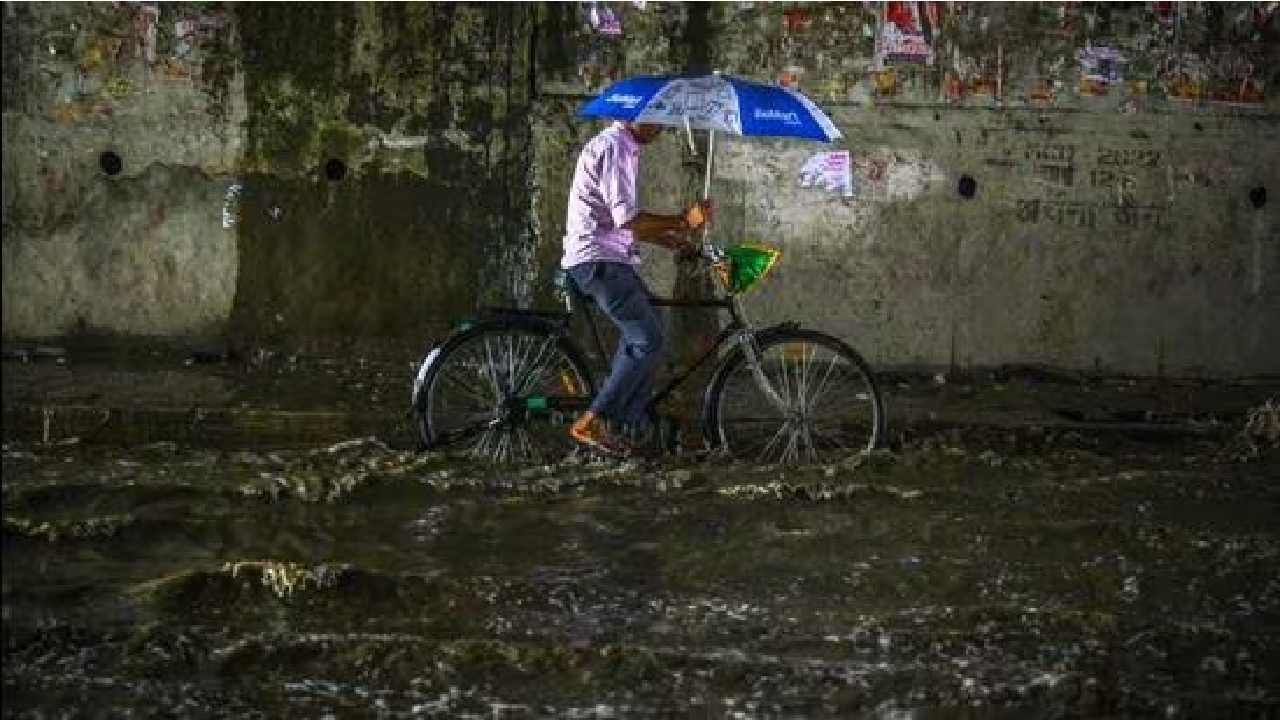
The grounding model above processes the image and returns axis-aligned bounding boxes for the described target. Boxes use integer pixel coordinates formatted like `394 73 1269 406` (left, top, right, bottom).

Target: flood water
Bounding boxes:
3 429 1277 718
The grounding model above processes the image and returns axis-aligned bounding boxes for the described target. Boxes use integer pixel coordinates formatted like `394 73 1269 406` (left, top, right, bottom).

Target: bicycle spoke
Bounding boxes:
776 350 795 410
438 363 496 409
756 419 792 463
515 336 557 396
469 426 492 459
798 343 819 412
793 345 810 410
799 422 816 463
423 326 593 463
511 335 541 394
788 429 804 464
505 334 518 394
481 337 504 400
794 343 813 414
497 431 510 463
804 355 841 413
809 372 870 419
717 332 881 464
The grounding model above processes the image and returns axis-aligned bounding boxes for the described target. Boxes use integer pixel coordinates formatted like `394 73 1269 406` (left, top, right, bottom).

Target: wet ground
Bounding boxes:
4 343 1277 447
4 421 1278 718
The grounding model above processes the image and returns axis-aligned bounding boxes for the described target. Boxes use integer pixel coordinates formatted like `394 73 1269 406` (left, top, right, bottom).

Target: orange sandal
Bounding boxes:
569 411 633 458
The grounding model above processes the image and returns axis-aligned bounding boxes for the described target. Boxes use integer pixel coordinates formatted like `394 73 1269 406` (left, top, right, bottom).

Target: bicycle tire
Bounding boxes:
704 328 886 464
413 319 596 463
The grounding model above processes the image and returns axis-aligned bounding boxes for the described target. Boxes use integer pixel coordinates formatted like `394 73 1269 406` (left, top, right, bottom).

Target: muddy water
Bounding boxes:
3 431 1277 718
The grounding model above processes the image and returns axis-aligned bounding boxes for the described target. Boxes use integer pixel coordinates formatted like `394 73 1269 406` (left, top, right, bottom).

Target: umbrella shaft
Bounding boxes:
703 129 715 202
701 129 715 246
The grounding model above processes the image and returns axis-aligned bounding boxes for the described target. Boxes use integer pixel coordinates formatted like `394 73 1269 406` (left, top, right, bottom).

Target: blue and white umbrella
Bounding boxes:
579 72 843 221
579 73 842 143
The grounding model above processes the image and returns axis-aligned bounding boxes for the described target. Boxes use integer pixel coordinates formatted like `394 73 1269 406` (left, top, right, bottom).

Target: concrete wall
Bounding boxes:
3 2 1278 376
2 2 242 339
3 2 535 349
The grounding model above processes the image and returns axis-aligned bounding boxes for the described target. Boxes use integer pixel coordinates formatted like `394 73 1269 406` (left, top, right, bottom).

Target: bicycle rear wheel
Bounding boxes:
414 321 595 463
706 328 885 464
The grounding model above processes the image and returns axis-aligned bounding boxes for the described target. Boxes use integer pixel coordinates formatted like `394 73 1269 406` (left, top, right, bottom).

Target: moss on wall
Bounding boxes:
228 2 537 347
236 3 355 172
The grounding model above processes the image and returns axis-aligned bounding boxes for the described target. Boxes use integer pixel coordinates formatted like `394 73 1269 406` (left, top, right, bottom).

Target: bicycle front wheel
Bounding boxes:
706 328 885 464
415 321 595 463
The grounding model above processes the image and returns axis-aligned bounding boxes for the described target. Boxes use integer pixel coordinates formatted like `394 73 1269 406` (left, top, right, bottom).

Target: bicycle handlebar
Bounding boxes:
678 241 726 265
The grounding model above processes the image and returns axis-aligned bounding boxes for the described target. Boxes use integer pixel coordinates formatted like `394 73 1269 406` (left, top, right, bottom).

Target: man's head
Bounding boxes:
625 122 664 145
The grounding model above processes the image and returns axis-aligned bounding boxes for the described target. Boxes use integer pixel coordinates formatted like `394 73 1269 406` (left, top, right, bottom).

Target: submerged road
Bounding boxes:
3 428 1278 718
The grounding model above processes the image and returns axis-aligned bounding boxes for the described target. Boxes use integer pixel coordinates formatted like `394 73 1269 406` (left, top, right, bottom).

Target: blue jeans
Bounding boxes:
568 261 664 428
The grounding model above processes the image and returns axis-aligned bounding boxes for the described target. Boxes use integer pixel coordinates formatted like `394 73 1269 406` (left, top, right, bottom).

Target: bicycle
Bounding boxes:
409 245 886 465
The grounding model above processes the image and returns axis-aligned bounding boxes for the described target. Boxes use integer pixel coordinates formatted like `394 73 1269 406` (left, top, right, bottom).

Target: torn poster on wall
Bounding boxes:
1077 44 1127 96
221 184 243 229
799 151 854 197
588 3 622 36
874 1 934 68
132 4 158 64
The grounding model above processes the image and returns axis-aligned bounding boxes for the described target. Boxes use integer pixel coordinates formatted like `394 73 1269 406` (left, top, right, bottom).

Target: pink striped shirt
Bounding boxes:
561 122 641 269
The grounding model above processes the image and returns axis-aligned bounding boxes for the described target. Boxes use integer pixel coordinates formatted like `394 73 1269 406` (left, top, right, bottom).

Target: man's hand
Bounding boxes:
683 199 714 231
628 200 713 254
659 230 701 260
674 235 701 261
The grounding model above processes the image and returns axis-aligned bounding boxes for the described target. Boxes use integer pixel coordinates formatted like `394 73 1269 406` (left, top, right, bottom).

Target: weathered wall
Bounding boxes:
228 3 536 346
2 2 242 338
2 2 536 348
532 1 1280 377
707 108 1278 376
3 2 1278 376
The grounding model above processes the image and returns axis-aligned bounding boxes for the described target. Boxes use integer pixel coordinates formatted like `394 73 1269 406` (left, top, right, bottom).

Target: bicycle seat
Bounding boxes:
553 268 582 297
553 268 592 311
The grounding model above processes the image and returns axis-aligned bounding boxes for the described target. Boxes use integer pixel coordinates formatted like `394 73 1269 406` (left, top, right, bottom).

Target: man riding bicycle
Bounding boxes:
561 120 713 456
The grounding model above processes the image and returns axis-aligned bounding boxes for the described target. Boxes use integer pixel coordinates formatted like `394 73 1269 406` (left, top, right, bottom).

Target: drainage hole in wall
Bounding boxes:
958 174 977 199
1193 121 1204 132
1250 186 1267 209
324 158 347 182
99 151 122 176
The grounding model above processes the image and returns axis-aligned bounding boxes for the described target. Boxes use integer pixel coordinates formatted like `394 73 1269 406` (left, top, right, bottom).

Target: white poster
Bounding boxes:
588 3 622 36
799 151 854 197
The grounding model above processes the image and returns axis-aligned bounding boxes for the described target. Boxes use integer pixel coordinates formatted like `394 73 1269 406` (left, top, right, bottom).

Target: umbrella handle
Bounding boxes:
703 70 722 204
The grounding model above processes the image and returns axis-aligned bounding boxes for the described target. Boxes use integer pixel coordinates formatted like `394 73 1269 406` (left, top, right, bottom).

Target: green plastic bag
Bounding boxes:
720 243 781 295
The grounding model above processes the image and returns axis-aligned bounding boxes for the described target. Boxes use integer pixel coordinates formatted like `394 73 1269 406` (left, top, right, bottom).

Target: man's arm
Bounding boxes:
626 213 689 247
624 201 713 253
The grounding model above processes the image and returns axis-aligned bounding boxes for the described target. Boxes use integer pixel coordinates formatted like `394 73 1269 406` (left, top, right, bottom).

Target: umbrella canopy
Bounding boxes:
579 74 842 143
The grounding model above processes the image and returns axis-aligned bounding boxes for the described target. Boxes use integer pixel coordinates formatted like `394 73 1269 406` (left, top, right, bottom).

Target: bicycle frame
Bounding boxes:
561 264 792 417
